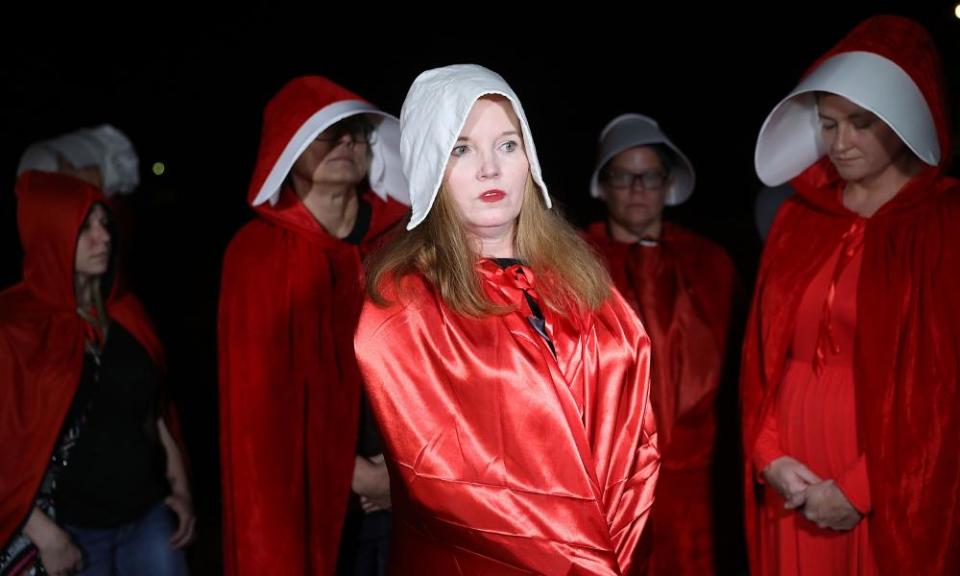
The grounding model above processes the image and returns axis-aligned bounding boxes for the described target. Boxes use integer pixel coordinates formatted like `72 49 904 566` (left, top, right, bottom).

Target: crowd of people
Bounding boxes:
2 14 956 576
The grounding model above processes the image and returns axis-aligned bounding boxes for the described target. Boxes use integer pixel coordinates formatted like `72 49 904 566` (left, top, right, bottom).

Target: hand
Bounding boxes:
165 492 197 548
352 455 391 513
23 509 83 576
801 480 862 531
157 417 195 548
762 456 822 509
38 532 83 576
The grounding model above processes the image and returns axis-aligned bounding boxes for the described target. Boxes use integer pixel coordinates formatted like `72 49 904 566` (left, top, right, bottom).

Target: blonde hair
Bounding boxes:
366 175 610 317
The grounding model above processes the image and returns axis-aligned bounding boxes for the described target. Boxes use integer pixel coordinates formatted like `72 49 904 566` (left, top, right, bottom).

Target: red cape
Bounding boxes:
0 172 165 547
741 16 960 574
218 76 408 576
355 261 659 575
586 222 738 575
585 222 737 454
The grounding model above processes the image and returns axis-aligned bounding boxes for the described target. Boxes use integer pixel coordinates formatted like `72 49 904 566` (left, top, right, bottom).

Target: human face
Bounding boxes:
818 93 910 185
600 146 669 239
291 115 374 187
442 96 529 247
75 204 111 280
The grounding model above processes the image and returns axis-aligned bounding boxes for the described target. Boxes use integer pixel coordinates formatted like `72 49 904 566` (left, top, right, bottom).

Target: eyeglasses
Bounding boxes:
602 168 668 191
314 117 377 147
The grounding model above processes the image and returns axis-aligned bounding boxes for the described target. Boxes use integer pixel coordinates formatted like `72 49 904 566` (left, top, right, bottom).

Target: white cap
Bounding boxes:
591 113 695 206
17 124 140 196
251 101 409 207
755 51 939 186
399 64 550 230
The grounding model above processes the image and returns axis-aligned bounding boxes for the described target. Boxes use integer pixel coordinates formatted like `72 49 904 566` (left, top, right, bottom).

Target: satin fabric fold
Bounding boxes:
585 222 737 575
355 260 659 575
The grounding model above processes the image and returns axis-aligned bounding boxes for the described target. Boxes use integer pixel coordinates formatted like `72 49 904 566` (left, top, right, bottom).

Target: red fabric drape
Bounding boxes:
1 172 167 546
355 261 659 575
586 222 738 575
741 16 960 575
218 75 408 576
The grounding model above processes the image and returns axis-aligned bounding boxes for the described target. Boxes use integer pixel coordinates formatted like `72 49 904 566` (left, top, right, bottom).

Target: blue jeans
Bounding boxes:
64 502 189 576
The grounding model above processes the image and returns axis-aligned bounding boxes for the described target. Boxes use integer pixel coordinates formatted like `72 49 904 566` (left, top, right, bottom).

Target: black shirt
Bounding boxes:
342 197 382 457
54 323 168 528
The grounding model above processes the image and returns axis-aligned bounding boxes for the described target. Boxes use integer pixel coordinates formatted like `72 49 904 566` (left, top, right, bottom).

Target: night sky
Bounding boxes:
2 4 957 572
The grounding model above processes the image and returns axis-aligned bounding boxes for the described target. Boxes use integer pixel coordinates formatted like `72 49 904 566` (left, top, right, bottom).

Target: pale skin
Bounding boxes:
818 93 923 217
763 93 924 531
290 117 392 511
24 206 195 574
442 96 531 259
353 454 390 513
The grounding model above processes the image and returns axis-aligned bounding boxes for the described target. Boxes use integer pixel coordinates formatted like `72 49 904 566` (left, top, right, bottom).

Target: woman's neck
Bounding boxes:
608 216 662 244
292 177 360 238
75 274 95 309
471 225 516 259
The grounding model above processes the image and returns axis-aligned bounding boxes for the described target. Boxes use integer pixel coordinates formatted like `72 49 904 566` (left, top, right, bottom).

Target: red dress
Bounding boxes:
355 260 659 575
753 220 876 574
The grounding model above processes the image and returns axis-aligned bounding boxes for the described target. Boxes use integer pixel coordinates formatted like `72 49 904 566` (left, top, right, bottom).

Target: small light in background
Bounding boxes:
152 162 166 176
955 3 960 19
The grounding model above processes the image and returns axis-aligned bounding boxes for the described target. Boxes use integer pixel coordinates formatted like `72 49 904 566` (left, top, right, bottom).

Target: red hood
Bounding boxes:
16 170 108 311
248 75 368 208
1 171 168 548
794 15 951 213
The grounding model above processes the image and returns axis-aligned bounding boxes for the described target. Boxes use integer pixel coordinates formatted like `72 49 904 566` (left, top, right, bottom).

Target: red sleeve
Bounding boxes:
752 406 785 482
835 455 872 515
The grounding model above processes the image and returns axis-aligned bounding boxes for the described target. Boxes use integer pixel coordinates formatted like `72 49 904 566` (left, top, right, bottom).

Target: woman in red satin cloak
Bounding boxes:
355 64 660 575
743 15 960 575
584 114 738 575
218 76 408 576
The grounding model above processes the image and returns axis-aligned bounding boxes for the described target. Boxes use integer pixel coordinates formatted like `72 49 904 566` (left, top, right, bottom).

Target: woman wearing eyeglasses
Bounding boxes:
584 115 739 576
355 64 660 575
743 15 960 575
218 75 409 576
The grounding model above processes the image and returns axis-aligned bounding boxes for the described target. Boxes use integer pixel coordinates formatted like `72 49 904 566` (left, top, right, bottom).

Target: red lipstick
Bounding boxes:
480 189 506 203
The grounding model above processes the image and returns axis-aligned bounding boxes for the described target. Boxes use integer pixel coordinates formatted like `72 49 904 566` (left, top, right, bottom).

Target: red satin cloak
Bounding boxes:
355 260 660 575
741 16 960 575
0 172 166 547
585 222 737 575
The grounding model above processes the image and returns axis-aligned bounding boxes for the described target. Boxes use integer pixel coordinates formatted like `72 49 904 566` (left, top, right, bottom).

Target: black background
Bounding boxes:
3 5 957 572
